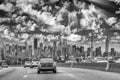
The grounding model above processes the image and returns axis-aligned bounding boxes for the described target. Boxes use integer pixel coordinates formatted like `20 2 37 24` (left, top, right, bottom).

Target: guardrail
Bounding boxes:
57 63 120 73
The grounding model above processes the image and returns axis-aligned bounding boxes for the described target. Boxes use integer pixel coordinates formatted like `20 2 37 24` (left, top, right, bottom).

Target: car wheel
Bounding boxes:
53 69 57 73
37 70 40 74
24 66 26 68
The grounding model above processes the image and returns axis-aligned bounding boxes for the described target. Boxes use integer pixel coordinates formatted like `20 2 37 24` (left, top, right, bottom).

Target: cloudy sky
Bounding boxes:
0 0 120 43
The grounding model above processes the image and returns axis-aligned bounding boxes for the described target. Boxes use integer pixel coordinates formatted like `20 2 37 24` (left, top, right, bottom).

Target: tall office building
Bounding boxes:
98 47 102 56
95 48 99 57
34 38 38 49
72 45 76 56
87 47 91 57
95 47 102 57
80 46 85 57
111 48 116 56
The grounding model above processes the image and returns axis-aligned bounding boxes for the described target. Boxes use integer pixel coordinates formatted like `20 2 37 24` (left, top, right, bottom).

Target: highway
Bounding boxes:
0 67 120 80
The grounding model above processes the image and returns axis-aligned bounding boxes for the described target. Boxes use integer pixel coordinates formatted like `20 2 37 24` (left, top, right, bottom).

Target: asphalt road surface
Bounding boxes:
0 67 120 80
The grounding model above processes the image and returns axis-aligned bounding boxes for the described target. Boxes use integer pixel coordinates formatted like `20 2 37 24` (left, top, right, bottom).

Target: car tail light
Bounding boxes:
38 62 41 67
53 62 56 66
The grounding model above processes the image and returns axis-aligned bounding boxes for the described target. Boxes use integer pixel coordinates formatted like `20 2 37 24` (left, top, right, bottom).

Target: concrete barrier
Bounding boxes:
0 67 16 78
57 63 120 73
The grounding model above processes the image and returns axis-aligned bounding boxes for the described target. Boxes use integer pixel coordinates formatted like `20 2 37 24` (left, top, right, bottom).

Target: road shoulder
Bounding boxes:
0 67 16 78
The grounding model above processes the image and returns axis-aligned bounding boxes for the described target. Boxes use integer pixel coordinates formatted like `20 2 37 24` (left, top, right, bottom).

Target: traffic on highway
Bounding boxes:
0 66 120 80
0 56 120 80
1 0 120 80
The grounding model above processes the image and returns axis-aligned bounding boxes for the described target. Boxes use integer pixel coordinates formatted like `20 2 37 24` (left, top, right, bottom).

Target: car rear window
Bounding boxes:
40 58 53 62
25 61 31 63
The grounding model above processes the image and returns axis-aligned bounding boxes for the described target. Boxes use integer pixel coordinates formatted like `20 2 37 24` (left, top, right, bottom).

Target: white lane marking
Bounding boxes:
67 73 75 78
23 75 27 78
58 69 75 78
58 70 65 73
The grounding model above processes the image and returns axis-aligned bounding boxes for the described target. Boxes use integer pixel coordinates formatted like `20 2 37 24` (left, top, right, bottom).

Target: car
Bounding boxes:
93 57 108 63
24 61 32 68
95 60 108 63
31 61 39 68
115 58 120 63
37 58 57 74
1 62 8 68
108 59 115 63
81 59 93 63
65 59 78 63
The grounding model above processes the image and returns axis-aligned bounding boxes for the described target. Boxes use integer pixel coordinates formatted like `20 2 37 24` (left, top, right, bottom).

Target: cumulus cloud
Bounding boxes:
17 3 67 33
20 33 29 39
113 22 120 29
47 24 65 32
0 3 13 12
106 17 117 26
68 10 78 27
0 18 10 23
4 29 9 35
0 25 8 31
16 1 102 35
66 34 81 41
29 23 37 31
0 0 111 42
80 4 102 32
17 0 39 4
109 0 120 5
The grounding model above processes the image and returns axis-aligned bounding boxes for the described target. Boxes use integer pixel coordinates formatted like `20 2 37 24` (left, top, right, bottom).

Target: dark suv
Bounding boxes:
37 58 57 74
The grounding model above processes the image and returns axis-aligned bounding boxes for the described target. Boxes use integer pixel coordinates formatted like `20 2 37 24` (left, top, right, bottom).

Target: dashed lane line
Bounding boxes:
67 73 75 78
23 75 27 78
58 69 75 78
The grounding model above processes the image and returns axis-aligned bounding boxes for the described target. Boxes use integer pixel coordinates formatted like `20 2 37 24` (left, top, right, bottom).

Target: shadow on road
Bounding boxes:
29 71 63 75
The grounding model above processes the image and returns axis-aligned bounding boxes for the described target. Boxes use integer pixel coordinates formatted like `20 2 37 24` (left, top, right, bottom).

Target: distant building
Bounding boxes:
87 47 91 57
0 38 26 61
0 38 4 60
